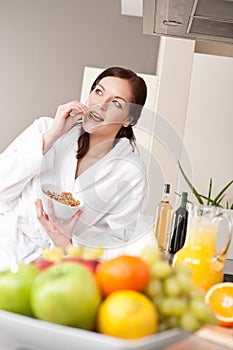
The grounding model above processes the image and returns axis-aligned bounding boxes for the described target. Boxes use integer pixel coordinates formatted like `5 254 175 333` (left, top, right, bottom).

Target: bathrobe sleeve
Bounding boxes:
0 117 54 202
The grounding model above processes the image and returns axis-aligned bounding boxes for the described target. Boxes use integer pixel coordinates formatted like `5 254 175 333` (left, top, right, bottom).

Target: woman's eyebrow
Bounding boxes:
97 84 127 103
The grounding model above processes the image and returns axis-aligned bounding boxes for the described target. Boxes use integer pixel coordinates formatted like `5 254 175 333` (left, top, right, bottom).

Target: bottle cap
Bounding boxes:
181 192 188 205
164 184 170 194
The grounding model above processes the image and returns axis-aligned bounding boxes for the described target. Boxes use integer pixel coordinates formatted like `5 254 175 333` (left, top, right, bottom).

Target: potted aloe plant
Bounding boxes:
177 161 233 260
178 162 233 210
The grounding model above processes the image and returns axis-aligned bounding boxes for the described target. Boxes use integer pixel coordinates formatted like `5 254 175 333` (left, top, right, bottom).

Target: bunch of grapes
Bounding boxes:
140 247 217 332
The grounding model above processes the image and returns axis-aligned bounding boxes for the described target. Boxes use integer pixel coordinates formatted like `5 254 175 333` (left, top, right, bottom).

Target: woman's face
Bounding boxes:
83 76 133 137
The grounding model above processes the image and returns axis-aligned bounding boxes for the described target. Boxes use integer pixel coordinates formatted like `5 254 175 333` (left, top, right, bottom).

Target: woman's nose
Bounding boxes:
97 102 109 110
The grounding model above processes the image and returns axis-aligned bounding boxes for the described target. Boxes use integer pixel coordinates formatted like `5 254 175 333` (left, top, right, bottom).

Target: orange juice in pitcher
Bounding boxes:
172 204 233 293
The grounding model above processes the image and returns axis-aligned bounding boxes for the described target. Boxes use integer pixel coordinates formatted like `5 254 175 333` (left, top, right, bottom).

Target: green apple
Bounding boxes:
0 264 39 316
30 262 102 330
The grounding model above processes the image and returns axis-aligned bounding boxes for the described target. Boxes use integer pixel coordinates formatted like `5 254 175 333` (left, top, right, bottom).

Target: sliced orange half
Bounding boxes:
205 282 233 327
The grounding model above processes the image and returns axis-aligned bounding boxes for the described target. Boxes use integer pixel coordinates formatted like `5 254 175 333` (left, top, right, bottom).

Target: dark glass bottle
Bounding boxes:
168 192 188 263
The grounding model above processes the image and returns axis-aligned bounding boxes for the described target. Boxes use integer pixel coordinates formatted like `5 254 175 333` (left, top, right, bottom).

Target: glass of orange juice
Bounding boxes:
172 204 233 292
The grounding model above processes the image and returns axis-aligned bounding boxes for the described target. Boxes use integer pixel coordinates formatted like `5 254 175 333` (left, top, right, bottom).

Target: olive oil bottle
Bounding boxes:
154 184 173 252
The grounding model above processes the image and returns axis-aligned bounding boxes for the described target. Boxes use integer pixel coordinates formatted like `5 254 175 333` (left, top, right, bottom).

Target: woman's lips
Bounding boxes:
89 111 104 122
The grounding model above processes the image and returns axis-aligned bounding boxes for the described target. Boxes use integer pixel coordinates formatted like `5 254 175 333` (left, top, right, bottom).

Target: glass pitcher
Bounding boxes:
172 204 233 292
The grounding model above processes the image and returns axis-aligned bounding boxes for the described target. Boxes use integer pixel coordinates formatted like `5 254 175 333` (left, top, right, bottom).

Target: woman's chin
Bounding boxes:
82 120 103 133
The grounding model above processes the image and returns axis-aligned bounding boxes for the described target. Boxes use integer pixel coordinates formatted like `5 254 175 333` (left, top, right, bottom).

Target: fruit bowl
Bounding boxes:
0 310 189 350
41 184 84 221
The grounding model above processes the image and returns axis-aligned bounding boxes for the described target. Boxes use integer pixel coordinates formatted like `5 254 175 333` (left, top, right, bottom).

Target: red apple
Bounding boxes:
61 257 99 273
31 259 54 271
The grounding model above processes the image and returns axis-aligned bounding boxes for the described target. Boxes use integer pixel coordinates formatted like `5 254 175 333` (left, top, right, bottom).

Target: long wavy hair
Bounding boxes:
77 66 147 159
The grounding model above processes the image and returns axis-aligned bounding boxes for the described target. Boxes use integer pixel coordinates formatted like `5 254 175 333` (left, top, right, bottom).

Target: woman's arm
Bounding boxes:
0 117 53 201
0 101 88 201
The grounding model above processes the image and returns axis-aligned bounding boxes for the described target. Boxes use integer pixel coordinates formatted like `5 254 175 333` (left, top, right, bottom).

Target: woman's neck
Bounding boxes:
88 134 115 158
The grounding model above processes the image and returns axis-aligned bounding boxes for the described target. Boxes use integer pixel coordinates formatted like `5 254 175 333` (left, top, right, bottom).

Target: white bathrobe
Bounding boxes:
0 117 148 270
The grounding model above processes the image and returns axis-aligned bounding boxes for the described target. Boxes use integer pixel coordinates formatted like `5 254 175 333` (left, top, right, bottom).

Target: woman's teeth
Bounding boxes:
89 112 104 122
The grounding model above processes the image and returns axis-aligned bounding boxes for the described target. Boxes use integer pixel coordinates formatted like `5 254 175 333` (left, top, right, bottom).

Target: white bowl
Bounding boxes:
41 184 84 221
0 309 189 350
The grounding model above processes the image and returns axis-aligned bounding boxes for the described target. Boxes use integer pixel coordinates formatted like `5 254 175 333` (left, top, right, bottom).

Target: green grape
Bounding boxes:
152 294 164 308
157 296 187 318
176 272 193 293
165 316 180 329
174 263 193 278
150 260 173 279
145 278 163 299
190 299 214 323
163 276 182 297
206 311 218 325
190 288 205 301
170 298 188 317
157 297 175 316
140 246 162 266
179 311 201 332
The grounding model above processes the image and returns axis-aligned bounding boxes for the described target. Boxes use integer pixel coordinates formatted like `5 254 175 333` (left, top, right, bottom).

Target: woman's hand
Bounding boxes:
43 100 89 154
35 199 82 252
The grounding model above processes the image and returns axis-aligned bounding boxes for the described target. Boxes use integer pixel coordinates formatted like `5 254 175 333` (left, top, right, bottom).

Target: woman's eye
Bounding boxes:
95 88 103 96
112 100 122 109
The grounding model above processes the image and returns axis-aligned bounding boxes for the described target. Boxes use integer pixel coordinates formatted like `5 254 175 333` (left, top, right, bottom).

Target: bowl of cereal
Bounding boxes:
41 184 84 221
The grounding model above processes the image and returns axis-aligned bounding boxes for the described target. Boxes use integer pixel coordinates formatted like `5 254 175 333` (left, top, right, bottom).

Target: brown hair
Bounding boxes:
77 66 147 159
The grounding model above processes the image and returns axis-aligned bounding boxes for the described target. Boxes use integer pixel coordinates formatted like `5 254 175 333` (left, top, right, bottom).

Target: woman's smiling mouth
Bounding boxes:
89 111 104 122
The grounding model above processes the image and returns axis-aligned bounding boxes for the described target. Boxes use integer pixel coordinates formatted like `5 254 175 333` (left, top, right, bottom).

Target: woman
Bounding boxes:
0 66 148 269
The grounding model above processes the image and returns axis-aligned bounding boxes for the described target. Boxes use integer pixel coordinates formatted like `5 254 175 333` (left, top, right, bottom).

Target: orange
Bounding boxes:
97 290 158 339
95 255 150 296
205 282 233 327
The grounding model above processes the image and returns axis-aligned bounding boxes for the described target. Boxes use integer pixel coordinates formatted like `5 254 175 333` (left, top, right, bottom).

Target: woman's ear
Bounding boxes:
123 115 134 127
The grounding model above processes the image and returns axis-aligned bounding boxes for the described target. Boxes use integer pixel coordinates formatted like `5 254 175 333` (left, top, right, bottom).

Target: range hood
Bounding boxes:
143 0 233 44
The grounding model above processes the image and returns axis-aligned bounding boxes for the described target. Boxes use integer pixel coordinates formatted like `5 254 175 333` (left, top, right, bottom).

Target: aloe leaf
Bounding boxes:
213 180 233 204
207 178 212 205
198 193 212 202
198 194 223 208
213 193 225 207
178 162 204 204
230 203 233 210
216 194 226 205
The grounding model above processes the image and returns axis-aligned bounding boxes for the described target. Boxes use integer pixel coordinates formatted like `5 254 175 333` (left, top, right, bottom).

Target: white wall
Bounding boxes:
181 53 233 207
181 50 233 259
0 0 159 152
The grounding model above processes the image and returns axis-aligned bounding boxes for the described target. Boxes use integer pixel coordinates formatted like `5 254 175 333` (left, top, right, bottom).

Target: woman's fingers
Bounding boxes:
46 100 88 142
57 101 89 120
35 199 83 248
35 199 48 220
47 199 55 218
70 210 83 227
35 199 50 232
